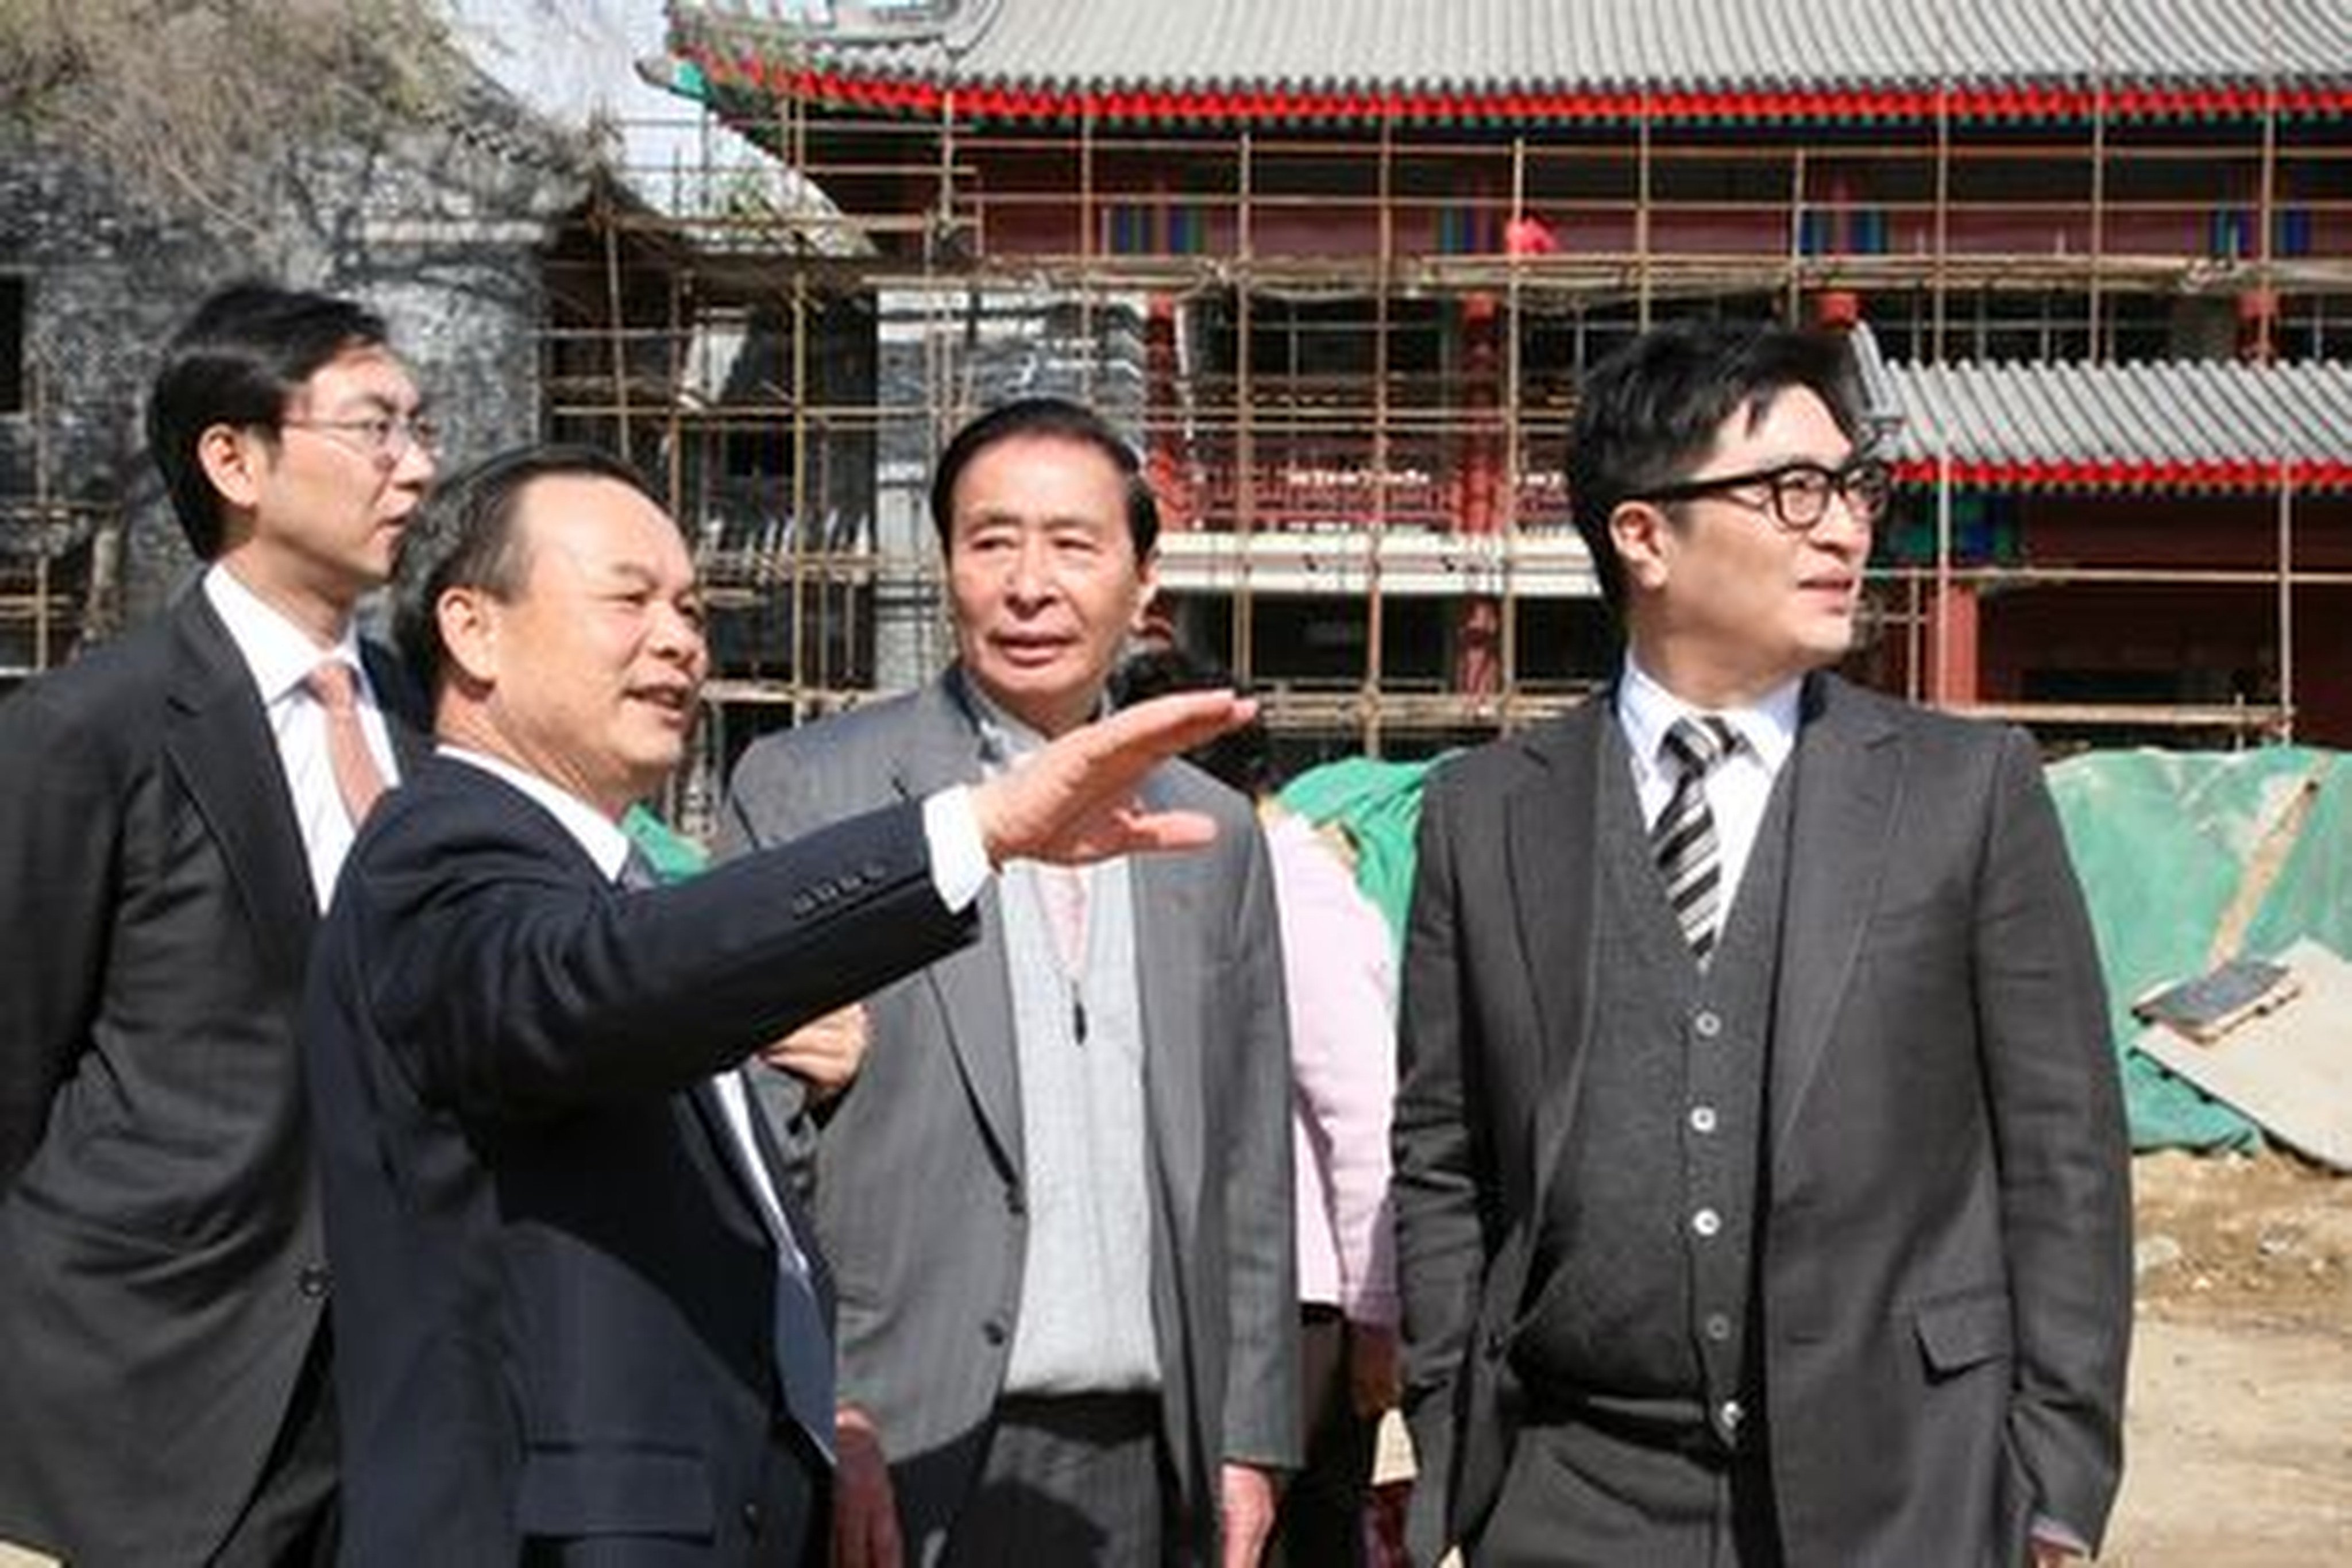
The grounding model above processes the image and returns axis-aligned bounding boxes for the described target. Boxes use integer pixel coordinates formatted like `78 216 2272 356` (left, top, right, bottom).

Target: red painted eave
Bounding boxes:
1891 458 2352 493
679 45 2352 128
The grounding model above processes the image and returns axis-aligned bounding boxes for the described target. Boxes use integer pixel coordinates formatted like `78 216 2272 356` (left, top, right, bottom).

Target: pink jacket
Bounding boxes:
1266 812 1399 1326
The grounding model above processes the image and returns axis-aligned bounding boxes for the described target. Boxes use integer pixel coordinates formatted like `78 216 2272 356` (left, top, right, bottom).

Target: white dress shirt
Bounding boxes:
203 565 400 910
1615 657 1802 928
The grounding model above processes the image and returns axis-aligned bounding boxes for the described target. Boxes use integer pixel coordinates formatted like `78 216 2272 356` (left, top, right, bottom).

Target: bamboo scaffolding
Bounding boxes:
539 99 2347 763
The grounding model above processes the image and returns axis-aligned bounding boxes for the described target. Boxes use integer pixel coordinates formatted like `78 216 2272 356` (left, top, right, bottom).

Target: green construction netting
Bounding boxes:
1283 746 2352 1153
623 803 710 881
2046 746 2349 1152
1280 756 1443 967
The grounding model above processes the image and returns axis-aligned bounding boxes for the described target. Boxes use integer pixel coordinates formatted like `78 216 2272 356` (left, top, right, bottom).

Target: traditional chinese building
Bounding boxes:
554 0 2352 757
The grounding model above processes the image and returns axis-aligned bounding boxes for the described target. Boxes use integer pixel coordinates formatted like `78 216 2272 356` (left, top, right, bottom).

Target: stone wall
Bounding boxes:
0 106 585 667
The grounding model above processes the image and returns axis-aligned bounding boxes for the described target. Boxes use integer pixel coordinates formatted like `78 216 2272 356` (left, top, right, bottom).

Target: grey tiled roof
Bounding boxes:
1879 359 2352 485
670 0 2349 102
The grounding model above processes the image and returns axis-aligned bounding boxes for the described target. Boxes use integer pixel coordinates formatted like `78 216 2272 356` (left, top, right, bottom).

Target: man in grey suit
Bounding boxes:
1392 323 2131 1567
0 282 434 1563
720 398 1299 1567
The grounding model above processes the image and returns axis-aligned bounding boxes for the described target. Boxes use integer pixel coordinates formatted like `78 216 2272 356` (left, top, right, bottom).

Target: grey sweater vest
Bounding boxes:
1513 748 1795 1446
999 857 1161 1396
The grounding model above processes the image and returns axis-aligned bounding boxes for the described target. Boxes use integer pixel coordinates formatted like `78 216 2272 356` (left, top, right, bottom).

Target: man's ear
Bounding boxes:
435 586 501 688
1129 549 1161 633
1609 499 1676 596
194 423 268 512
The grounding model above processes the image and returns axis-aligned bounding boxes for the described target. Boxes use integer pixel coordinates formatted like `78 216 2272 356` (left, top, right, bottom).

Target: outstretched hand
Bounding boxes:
970 689 1256 866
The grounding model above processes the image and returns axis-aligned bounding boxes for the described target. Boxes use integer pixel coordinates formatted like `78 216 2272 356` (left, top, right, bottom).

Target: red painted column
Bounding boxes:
1143 293 1191 528
2238 288 2278 365
1453 293 1503 698
1928 581 1981 705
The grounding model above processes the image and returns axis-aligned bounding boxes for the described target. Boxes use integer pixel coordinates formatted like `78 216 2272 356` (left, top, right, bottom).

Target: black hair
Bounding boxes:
1568 322 1863 616
1108 644 1273 799
392 445 656 696
145 280 392 559
928 397 1160 560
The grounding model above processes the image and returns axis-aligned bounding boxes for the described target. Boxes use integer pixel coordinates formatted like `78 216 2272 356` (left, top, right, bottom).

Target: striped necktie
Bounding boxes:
1653 716 1740 963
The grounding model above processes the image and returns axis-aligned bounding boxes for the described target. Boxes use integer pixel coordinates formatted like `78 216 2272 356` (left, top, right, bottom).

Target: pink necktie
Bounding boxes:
307 661 388 827
1037 864 1088 974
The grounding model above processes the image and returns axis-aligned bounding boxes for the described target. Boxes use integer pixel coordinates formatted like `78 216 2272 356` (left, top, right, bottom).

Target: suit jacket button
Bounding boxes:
1483 1327 1507 1358
983 1319 1009 1346
298 1266 330 1300
741 1501 762 1538
1004 1184 1025 1215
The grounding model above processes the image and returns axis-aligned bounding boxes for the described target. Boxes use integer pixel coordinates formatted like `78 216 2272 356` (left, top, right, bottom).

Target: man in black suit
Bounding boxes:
1392 323 2131 1566
303 445 1254 1566
0 282 434 1565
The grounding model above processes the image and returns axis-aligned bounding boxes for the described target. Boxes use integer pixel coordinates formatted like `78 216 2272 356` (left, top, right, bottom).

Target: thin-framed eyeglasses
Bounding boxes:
1637 456 1894 531
281 412 442 464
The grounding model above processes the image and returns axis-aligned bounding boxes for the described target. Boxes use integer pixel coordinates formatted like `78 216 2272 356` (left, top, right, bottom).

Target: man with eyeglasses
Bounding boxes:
1393 322 2130 1567
0 280 434 1565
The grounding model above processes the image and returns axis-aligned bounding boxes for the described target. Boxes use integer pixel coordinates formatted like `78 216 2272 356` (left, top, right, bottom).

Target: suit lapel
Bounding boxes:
360 638 434 779
899 674 1025 1172
1131 767 1204 1234
1511 700 1610 1216
686 1076 839 1316
684 1080 773 1245
1770 675 1905 1166
165 593 316 984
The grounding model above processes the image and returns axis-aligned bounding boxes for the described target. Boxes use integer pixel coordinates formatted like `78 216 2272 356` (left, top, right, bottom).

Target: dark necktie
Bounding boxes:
740 1075 837 1464
1653 716 1740 963
617 843 663 895
618 844 837 1462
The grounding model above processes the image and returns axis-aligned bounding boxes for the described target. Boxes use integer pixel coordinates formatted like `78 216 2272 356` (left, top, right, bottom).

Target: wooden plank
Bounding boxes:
2135 937 2352 1171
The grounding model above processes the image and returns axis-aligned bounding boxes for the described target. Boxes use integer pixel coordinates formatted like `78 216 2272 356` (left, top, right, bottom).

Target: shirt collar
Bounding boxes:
202 563 364 704
438 744 635 882
1617 656 1802 774
960 671 1105 768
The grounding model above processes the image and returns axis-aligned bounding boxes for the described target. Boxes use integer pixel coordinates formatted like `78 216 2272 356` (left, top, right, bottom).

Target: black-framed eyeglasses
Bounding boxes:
281 413 441 463
1637 456 1894 531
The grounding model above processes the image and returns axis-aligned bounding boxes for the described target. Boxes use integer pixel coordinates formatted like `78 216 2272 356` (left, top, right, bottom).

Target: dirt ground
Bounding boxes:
2103 1149 2352 1566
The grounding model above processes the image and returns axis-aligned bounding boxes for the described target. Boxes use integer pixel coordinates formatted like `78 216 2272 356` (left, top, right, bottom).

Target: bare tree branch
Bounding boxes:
0 0 474 237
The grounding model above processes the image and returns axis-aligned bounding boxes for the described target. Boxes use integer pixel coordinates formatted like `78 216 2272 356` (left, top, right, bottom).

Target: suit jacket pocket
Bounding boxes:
1913 1288 2015 1379
517 1445 715 1540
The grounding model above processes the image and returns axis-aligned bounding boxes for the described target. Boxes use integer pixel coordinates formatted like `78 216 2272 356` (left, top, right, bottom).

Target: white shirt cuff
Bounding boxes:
2031 1514 2090 1558
922 785 992 913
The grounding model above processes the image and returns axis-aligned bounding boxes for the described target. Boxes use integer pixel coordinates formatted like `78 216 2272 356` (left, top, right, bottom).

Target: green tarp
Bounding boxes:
2046 746 2348 1152
1283 744 2352 1153
623 802 710 880
1279 757 1441 965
